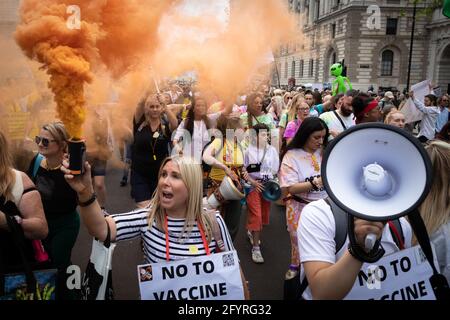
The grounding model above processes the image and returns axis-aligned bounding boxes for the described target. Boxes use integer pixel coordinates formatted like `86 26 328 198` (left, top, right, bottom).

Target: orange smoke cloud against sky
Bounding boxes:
14 0 178 139
12 0 299 140
155 0 298 103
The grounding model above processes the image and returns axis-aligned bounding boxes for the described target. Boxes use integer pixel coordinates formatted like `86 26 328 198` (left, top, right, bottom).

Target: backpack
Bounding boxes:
285 197 404 300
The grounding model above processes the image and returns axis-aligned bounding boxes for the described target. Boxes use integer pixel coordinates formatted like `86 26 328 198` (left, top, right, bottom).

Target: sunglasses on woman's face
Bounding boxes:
35 136 56 147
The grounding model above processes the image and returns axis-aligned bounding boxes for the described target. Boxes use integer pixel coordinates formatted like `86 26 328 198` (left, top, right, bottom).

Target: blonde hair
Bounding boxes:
418 140 450 238
0 130 15 203
286 93 304 124
42 122 69 152
147 156 213 243
384 110 404 125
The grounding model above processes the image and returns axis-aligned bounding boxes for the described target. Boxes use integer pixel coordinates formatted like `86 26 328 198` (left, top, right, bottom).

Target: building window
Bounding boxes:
309 59 314 77
291 60 296 78
331 23 336 38
329 51 337 67
315 0 320 21
285 62 288 79
381 50 394 76
299 60 304 78
386 18 398 35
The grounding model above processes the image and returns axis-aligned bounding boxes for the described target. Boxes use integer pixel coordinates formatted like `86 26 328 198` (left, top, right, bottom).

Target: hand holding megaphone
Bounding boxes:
353 219 385 252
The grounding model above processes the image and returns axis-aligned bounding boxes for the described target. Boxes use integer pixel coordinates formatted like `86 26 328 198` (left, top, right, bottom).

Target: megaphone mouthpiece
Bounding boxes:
363 163 393 197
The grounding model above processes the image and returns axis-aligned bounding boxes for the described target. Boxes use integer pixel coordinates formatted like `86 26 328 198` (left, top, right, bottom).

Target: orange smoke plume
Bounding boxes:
155 0 298 103
14 0 178 139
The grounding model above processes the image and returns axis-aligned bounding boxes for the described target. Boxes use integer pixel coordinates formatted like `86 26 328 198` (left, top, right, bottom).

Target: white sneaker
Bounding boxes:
251 248 264 264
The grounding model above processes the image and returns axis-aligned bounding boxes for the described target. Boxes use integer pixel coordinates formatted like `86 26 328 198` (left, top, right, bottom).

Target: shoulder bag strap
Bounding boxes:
207 211 225 253
32 154 44 179
333 110 347 131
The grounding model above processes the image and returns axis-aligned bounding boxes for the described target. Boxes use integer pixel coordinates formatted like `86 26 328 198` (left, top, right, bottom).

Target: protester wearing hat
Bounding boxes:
379 91 396 121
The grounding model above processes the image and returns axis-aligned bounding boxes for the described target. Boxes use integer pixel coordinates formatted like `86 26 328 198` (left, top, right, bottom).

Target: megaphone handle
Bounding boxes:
365 233 377 251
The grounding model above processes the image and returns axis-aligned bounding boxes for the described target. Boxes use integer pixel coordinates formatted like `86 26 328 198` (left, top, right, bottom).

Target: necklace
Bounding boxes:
43 158 62 171
311 153 320 172
150 122 161 161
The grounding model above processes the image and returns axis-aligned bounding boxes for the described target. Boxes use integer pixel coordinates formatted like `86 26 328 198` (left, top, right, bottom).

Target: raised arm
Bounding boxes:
163 104 179 132
409 91 440 115
299 208 384 300
134 96 147 124
61 161 116 242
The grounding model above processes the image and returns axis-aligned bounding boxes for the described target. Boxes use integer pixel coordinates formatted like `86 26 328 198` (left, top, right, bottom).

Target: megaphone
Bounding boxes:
322 123 449 299
207 176 245 209
322 123 432 223
262 179 282 202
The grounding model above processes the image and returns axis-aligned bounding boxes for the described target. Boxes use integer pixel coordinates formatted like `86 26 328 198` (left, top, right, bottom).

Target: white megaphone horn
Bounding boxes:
322 123 432 251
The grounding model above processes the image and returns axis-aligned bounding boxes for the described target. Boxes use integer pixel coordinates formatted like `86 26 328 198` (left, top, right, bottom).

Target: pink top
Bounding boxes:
284 120 301 139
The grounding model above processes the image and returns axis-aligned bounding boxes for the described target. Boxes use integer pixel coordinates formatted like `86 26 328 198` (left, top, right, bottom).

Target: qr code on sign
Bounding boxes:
222 253 235 267
416 247 427 264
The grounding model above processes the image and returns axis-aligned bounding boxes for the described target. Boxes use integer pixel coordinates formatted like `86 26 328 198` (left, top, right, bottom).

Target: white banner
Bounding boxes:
401 80 432 123
137 251 244 300
401 98 423 123
411 80 432 103
345 245 438 300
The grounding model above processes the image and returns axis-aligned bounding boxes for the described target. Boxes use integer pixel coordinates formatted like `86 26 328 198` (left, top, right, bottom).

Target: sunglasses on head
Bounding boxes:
35 136 56 147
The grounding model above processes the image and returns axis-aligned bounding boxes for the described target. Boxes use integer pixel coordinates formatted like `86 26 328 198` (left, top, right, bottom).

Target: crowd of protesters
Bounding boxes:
1 78 449 300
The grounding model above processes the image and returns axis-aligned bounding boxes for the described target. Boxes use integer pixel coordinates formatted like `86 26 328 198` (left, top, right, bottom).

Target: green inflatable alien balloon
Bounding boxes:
331 63 352 96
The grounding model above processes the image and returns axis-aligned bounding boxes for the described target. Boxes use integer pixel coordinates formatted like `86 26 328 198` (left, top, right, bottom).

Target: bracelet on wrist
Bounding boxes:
308 179 318 191
78 193 97 207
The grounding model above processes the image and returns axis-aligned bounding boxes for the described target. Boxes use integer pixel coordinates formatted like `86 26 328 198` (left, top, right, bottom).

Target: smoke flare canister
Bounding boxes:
68 139 86 175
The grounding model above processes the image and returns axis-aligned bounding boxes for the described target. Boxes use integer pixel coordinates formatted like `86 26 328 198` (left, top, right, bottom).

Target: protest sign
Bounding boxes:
345 245 437 300
137 251 244 300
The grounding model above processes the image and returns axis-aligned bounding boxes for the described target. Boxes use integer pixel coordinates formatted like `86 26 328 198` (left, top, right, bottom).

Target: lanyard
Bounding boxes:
150 123 162 161
164 214 211 262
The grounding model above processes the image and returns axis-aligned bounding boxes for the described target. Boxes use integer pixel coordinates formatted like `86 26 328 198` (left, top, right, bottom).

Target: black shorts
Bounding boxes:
130 170 157 203
88 157 107 177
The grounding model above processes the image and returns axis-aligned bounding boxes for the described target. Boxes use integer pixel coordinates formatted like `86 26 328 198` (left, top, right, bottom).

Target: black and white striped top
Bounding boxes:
111 208 235 264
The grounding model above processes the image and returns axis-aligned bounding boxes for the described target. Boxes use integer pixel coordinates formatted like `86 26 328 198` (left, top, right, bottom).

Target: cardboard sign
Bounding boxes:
345 245 438 300
137 251 244 300
6 111 30 140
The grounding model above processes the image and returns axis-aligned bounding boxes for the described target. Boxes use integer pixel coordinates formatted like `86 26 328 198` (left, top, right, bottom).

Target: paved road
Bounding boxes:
72 166 290 300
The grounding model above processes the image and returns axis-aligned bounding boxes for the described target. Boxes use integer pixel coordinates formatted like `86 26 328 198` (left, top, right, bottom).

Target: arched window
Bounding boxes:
332 52 337 64
381 50 394 76
291 60 296 78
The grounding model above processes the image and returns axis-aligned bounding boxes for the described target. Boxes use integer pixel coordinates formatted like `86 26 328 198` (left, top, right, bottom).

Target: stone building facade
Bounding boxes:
273 0 450 94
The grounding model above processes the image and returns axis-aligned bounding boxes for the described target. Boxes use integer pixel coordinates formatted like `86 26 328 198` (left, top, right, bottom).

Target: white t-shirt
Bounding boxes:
297 199 412 300
173 113 221 163
244 144 280 180
413 99 441 140
319 110 355 138
279 148 327 201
